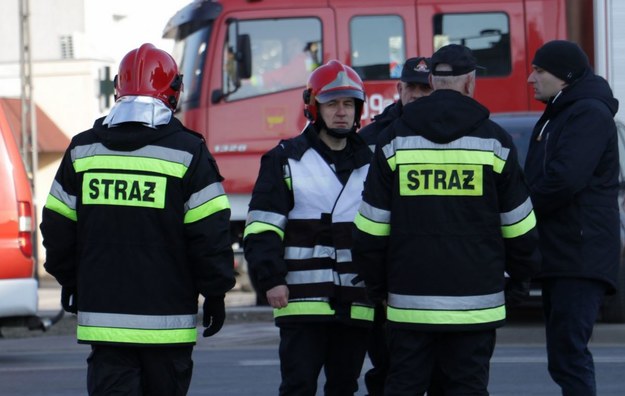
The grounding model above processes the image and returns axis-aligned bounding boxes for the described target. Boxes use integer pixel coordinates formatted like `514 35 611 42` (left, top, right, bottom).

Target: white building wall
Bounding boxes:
0 0 192 274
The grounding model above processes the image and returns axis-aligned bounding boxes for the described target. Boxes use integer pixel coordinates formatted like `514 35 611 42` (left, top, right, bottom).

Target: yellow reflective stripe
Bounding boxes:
45 194 77 221
354 212 390 237
396 149 506 174
77 325 197 344
273 301 335 318
501 210 537 238
284 176 292 191
74 156 188 178
184 195 230 224
351 305 374 321
387 305 506 325
82 173 167 208
243 222 285 240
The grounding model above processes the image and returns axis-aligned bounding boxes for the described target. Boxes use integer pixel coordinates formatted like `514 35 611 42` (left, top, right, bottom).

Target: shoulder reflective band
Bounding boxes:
83 173 166 208
273 301 335 318
72 143 192 179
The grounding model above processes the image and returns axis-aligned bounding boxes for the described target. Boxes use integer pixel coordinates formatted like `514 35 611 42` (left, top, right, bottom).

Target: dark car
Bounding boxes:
491 112 625 323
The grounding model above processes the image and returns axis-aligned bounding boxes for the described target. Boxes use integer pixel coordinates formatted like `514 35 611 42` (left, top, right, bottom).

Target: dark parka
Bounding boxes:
524 70 620 293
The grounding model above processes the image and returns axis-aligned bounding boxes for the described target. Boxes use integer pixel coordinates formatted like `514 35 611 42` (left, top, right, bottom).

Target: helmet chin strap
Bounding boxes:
325 127 354 139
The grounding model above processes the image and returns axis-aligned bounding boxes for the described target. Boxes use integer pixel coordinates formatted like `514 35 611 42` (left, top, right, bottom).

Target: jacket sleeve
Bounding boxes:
40 145 79 288
352 134 394 303
497 135 541 281
184 142 236 298
529 104 616 214
243 147 292 293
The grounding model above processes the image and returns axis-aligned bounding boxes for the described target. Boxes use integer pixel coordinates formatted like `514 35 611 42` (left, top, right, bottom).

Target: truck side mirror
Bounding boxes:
236 34 252 80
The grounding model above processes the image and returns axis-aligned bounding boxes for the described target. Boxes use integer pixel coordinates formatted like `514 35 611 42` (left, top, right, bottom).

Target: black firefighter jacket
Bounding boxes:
41 116 235 346
524 70 620 293
243 124 374 326
353 89 541 331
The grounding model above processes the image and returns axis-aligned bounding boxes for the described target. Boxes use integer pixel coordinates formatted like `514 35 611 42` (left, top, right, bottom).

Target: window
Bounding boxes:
60 35 74 59
225 18 322 101
350 15 405 80
433 13 511 77
172 25 211 110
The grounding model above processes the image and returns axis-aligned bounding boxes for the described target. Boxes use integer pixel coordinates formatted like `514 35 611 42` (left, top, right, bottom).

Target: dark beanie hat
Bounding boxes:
532 40 590 83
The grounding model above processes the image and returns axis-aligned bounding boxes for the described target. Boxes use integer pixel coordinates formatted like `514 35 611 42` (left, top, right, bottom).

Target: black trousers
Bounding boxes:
278 321 370 396
542 278 606 396
87 345 194 396
385 328 496 396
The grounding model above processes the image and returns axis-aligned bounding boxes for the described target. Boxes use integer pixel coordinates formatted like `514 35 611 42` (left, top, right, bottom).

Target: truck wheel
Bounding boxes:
600 256 625 323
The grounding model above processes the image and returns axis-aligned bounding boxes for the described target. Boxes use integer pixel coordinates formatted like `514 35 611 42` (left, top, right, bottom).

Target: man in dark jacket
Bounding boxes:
359 57 432 151
357 56 433 396
40 44 235 395
525 40 620 395
353 44 540 395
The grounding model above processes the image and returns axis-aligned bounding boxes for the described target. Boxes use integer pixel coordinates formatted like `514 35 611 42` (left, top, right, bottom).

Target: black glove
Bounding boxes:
61 286 77 314
505 279 530 308
202 296 226 337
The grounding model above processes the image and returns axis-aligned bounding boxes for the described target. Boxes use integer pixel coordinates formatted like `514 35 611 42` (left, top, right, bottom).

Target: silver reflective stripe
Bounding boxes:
185 182 225 211
50 180 77 209
246 210 287 229
336 249 352 263
78 311 197 329
285 245 336 260
283 164 291 179
71 142 193 168
392 135 510 162
337 273 364 287
358 201 391 224
500 196 533 226
382 141 396 160
388 291 505 310
286 269 334 285
290 297 330 303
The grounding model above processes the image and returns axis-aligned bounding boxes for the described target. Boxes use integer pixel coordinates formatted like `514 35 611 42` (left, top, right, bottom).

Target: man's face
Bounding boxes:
319 97 356 129
398 81 433 105
528 66 566 103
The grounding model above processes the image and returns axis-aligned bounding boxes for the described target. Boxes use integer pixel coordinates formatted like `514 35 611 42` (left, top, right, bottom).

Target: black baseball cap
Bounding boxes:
400 57 431 85
431 44 484 76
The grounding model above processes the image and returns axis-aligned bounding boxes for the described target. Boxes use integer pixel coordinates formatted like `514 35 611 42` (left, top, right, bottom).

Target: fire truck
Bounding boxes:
163 0 625 317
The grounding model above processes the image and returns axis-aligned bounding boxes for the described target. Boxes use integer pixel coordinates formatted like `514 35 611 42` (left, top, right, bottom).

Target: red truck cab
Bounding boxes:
163 0 566 239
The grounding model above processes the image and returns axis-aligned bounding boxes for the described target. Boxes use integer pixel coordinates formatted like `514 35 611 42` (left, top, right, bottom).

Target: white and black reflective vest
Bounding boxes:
244 127 374 326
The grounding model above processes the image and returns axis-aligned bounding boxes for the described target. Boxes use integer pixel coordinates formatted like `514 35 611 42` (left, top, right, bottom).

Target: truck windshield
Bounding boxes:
171 25 211 111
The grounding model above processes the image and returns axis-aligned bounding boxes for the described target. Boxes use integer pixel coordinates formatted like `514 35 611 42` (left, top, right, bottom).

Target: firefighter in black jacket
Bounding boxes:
244 60 374 395
353 44 540 395
40 43 235 395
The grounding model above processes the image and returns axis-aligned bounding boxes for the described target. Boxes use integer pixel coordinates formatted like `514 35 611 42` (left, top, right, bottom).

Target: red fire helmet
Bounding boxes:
303 60 365 126
114 43 183 110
